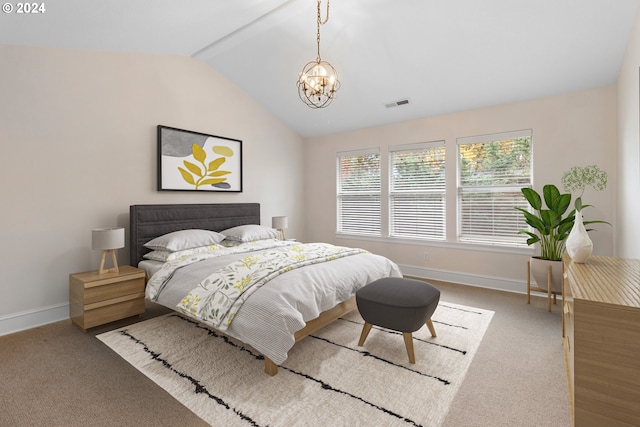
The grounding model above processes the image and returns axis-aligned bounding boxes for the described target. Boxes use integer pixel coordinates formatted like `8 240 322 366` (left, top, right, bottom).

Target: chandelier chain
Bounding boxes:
316 0 330 62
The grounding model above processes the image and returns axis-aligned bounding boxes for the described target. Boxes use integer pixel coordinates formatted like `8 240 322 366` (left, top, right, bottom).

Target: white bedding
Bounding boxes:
144 240 402 365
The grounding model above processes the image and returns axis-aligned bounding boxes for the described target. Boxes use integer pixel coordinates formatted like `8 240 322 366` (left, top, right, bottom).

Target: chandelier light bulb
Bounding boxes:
313 64 327 77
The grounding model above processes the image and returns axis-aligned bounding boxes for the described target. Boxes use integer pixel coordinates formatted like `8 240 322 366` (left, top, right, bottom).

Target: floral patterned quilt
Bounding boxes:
176 243 367 331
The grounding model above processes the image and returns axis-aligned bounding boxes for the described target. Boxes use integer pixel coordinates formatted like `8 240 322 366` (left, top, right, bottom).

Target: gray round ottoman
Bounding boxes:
356 277 440 363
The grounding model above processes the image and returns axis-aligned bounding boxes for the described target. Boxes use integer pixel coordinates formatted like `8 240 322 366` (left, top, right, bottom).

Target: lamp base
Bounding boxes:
98 250 120 275
277 229 286 240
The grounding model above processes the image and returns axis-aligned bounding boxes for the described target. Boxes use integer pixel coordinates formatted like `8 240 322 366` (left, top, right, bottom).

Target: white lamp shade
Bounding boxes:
92 228 125 250
272 216 288 229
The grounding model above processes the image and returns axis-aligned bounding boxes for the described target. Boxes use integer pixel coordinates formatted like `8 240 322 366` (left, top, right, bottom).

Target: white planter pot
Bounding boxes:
530 257 563 293
566 210 593 263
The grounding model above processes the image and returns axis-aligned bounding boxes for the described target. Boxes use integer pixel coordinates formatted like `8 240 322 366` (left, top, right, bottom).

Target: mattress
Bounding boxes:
138 259 164 278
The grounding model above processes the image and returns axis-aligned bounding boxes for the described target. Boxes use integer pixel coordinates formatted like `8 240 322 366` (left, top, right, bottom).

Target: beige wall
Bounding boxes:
617 9 640 258
0 45 305 333
305 86 617 290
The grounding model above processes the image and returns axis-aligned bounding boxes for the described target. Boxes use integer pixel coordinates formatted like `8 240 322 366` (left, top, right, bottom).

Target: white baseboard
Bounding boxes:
398 264 527 295
0 303 69 337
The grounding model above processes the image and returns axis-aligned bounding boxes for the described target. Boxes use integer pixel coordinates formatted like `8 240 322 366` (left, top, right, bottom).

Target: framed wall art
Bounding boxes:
157 125 243 192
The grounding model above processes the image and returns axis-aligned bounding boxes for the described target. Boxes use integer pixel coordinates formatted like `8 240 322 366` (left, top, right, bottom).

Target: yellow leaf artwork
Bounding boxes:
179 144 235 190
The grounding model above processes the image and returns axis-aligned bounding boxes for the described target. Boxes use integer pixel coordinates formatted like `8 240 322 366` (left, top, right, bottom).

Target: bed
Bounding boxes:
130 203 402 375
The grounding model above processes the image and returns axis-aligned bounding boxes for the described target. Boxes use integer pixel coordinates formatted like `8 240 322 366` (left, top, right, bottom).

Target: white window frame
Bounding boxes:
457 130 532 247
336 148 382 236
389 141 446 241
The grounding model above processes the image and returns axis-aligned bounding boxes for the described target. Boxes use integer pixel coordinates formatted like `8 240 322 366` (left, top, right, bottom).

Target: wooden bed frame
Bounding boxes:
129 203 357 376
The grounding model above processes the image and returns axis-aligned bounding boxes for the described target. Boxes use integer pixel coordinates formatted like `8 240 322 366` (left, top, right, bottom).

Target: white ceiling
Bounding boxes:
2 0 639 137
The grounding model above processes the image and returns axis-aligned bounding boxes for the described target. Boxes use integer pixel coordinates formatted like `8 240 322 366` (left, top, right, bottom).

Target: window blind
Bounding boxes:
337 150 381 236
457 131 532 246
389 142 445 240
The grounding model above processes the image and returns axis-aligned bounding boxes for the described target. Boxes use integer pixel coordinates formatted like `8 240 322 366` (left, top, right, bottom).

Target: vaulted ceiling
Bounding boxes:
2 0 639 137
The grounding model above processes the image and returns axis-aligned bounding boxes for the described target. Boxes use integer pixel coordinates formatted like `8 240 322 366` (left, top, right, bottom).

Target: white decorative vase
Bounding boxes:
566 210 593 263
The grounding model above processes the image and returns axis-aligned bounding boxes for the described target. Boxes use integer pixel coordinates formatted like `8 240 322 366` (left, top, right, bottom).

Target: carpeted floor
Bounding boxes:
0 281 571 426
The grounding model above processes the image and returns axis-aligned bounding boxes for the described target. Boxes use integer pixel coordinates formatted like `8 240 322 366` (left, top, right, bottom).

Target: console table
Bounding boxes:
562 254 640 426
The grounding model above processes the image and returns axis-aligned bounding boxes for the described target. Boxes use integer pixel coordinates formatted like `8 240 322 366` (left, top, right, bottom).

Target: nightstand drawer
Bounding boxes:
83 277 144 304
82 295 145 329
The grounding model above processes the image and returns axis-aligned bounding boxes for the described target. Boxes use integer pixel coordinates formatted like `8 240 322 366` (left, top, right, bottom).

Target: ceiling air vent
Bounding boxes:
385 99 410 109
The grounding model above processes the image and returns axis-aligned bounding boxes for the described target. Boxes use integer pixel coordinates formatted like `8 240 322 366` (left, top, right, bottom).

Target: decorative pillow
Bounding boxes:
143 244 224 262
143 250 176 262
221 224 280 242
143 229 225 252
219 240 245 248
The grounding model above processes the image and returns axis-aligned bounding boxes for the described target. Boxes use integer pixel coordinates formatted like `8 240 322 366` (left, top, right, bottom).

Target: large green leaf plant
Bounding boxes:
516 185 574 261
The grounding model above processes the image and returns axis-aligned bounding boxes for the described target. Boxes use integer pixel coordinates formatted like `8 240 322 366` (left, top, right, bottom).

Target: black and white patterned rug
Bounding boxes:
97 302 493 427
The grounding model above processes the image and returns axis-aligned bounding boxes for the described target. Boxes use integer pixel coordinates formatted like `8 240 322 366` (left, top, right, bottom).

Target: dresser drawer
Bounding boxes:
563 334 574 425
563 301 574 386
564 300 573 339
563 298 575 426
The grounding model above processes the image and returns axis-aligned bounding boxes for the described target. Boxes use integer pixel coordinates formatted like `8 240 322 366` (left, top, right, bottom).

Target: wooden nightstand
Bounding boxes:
69 265 146 331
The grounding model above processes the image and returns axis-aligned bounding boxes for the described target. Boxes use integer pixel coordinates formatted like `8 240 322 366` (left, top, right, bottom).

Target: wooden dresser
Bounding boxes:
562 254 640 427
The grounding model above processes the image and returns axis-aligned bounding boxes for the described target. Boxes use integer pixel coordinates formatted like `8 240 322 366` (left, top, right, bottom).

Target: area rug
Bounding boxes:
97 302 493 427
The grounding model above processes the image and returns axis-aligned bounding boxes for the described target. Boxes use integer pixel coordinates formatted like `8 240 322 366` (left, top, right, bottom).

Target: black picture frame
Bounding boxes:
157 125 243 192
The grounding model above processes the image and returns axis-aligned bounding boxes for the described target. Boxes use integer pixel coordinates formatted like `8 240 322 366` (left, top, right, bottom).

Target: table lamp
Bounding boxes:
272 216 288 240
92 227 125 274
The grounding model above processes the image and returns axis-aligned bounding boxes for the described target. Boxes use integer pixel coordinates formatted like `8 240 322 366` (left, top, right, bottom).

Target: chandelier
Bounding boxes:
297 0 341 109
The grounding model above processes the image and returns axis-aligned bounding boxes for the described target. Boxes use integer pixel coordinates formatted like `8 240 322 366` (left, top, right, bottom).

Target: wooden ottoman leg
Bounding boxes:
403 332 416 364
358 322 373 346
426 319 437 337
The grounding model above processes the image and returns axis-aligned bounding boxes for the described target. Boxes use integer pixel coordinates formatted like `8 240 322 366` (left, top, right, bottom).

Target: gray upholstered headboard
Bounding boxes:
129 203 260 266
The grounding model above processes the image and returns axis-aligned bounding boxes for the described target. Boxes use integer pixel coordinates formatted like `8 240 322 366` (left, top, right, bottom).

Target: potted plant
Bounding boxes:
516 184 573 299
516 165 610 300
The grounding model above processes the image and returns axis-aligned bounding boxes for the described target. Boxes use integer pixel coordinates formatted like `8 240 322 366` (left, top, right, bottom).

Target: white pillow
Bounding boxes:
143 244 224 262
144 229 225 251
221 224 280 242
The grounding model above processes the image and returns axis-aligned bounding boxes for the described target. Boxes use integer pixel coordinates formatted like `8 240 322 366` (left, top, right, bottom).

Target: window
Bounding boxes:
389 142 446 240
337 149 381 236
457 130 532 246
